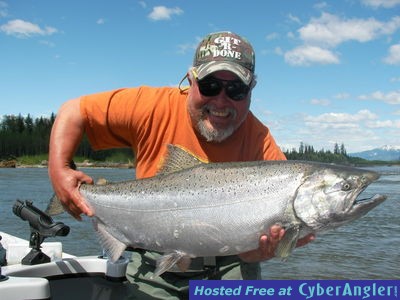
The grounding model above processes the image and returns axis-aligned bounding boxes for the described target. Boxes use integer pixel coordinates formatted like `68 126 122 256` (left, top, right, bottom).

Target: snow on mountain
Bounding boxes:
349 145 400 161
381 145 400 151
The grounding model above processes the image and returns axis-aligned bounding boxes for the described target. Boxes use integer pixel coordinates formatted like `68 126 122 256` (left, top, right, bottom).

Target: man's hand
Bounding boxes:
50 165 94 220
238 225 315 263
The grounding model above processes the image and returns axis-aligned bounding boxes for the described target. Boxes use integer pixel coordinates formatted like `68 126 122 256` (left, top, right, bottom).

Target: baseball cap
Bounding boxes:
193 31 255 85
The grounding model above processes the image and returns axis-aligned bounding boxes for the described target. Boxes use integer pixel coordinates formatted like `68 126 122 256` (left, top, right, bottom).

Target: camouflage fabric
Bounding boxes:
193 31 255 85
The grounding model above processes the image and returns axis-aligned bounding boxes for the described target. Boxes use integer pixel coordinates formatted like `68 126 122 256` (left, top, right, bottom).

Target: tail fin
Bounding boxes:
45 160 76 216
45 194 65 216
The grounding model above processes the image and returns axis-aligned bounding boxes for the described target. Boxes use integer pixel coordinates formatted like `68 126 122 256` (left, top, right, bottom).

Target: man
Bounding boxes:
48 31 313 299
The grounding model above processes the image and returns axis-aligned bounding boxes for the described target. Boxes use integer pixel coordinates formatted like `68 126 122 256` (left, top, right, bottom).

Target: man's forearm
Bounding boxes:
48 98 85 174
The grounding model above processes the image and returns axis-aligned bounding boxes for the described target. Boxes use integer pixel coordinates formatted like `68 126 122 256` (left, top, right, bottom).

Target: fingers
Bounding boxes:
239 225 316 263
238 225 285 263
296 233 316 247
53 168 94 220
63 189 91 221
270 224 285 240
77 171 94 185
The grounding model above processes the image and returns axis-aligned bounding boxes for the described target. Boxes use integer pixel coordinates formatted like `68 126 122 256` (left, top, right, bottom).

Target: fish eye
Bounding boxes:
341 182 351 191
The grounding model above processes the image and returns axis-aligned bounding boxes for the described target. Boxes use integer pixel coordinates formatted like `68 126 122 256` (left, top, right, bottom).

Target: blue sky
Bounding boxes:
0 0 399 153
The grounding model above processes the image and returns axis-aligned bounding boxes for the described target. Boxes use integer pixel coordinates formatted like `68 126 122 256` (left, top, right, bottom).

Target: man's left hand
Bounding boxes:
238 225 315 263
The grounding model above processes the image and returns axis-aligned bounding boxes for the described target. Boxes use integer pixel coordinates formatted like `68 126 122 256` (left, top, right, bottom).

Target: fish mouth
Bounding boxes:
353 194 387 205
354 194 387 205
351 170 385 208
350 193 387 217
345 169 387 217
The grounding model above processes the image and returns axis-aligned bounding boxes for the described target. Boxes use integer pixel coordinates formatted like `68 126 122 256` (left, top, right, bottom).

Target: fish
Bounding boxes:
46 144 387 277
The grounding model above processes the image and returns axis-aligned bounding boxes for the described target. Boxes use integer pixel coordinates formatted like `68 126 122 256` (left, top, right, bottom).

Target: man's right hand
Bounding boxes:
50 165 94 220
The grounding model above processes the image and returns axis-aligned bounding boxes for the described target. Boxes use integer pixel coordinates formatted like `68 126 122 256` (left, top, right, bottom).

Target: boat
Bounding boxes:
0 200 132 300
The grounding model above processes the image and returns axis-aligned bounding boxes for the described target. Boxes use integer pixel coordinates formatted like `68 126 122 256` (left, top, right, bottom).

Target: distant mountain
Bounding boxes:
349 145 400 161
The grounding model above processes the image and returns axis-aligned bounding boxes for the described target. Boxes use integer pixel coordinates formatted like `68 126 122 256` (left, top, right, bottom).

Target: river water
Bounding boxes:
0 165 398 279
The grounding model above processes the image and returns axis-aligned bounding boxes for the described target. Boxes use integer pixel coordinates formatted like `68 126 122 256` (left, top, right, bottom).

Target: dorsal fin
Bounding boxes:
157 144 207 175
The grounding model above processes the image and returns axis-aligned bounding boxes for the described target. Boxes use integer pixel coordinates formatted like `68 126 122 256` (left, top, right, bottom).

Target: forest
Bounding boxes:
0 114 132 163
0 114 370 165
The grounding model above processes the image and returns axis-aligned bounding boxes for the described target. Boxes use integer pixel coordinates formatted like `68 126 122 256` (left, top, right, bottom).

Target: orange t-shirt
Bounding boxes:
80 86 286 179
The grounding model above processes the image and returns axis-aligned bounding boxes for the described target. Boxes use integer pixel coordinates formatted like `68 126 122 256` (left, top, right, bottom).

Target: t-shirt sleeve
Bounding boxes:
80 87 166 151
80 88 135 150
79 86 184 158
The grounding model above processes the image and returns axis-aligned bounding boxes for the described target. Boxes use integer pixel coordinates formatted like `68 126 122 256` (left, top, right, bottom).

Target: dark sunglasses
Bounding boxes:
196 76 250 101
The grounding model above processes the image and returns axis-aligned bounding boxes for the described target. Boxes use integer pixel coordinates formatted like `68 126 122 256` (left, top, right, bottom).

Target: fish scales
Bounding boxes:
81 162 304 256
46 145 387 276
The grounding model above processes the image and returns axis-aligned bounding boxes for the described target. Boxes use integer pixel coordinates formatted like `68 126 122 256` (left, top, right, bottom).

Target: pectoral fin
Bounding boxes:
275 225 301 260
153 251 191 278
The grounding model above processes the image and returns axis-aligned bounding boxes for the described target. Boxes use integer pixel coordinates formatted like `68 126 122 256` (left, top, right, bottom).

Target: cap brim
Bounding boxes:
196 61 253 85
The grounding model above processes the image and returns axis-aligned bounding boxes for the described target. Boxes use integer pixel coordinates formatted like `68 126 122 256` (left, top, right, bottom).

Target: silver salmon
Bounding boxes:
47 145 387 276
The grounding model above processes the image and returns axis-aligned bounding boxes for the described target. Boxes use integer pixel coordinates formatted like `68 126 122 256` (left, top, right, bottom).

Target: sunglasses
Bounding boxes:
196 76 250 101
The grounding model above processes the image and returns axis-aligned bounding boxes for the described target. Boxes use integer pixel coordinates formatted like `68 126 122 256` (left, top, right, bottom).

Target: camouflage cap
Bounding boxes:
193 31 255 85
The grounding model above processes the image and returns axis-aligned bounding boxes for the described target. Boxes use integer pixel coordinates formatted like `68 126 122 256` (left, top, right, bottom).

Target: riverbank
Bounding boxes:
0 159 16 168
0 159 134 169
1 157 398 169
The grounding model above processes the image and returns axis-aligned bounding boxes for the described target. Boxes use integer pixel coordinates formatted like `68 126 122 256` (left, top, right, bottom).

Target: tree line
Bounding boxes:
0 114 55 158
0 114 131 161
1 114 364 164
283 141 357 164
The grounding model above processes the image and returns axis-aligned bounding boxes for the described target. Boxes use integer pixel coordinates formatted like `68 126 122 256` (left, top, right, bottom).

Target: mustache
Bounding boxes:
201 104 237 119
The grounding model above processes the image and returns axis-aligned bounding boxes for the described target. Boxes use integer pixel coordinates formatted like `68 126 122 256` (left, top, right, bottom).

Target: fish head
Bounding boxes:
293 164 387 232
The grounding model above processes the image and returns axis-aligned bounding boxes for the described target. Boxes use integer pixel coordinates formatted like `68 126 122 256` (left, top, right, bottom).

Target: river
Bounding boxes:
0 165 398 279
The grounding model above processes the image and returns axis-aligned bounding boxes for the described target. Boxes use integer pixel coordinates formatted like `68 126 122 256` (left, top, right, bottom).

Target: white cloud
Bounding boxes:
359 90 400 104
310 98 331 106
96 18 105 25
284 13 400 66
366 119 400 128
274 47 284 56
273 108 398 152
266 32 279 40
299 110 382 149
287 31 295 39
269 109 396 152
390 77 400 82
361 0 400 8
313 2 328 10
298 13 400 47
148 6 183 21
138 1 147 9
312 122 360 129
287 13 301 24
39 40 55 47
334 92 351 99
0 19 57 38
284 45 339 66
383 43 400 64
305 109 378 124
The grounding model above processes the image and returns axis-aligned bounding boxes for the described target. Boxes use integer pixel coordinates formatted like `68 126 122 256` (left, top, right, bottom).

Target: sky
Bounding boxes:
0 0 399 153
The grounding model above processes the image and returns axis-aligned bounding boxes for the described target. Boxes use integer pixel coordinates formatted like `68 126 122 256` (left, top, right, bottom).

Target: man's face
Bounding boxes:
187 70 251 143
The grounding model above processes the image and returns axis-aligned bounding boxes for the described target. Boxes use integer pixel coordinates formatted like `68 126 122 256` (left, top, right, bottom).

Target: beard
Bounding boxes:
196 119 236 142
194 104 243 143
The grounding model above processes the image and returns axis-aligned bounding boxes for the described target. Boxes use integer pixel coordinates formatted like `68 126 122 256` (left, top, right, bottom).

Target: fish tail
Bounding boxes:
45 160 77 216
45 194 65 216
